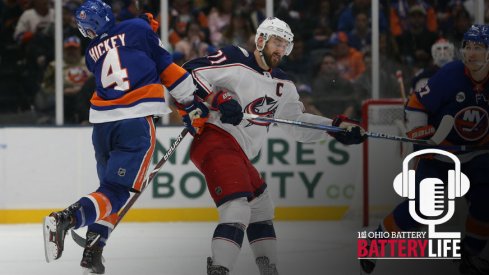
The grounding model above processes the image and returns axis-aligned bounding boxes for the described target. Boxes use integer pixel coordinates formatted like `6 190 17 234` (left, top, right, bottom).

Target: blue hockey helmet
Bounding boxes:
462 24 489 47
75 0 115 39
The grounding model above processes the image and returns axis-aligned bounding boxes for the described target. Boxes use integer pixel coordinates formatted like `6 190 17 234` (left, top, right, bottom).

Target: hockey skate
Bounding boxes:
80 231 105 274
256 256 279 275
207 257 229 275
43 203 79 262
359 237 376 274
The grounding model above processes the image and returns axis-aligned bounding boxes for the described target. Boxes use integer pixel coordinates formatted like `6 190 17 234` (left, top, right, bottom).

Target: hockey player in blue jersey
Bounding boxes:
42 1 206 273
180 17 367 275
361 24 489 275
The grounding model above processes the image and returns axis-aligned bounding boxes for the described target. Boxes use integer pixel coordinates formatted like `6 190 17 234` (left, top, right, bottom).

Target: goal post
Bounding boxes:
361 98 406 227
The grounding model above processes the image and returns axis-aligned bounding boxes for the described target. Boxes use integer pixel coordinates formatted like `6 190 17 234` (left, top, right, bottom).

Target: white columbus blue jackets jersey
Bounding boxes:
183 45 332 159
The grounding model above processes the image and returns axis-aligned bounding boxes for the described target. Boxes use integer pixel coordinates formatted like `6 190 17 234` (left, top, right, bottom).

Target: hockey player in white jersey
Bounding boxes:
181 17 366 275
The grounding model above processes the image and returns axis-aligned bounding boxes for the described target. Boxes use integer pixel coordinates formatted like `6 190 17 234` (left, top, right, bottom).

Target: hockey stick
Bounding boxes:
71 128 189 247
243 113 454 145
396 70 407 101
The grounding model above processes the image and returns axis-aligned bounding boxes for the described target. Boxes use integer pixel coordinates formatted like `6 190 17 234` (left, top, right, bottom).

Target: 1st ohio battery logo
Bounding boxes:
357 149 470 259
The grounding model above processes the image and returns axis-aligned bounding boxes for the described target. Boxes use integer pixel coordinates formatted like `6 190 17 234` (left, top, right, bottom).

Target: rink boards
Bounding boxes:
0 126 365 223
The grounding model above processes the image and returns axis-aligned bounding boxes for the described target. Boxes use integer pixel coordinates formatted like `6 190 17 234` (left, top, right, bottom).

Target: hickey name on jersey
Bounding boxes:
88 34 126 63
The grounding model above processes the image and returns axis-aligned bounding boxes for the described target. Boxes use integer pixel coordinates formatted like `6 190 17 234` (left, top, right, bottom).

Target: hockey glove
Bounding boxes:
139 13 159 32
176 100 209 135
211 91 243 126
330 115 367 145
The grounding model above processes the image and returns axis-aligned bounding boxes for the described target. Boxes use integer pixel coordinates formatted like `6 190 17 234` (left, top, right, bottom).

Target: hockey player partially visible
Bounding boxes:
181 17 367 275
360 24 489 275
42 0 204 273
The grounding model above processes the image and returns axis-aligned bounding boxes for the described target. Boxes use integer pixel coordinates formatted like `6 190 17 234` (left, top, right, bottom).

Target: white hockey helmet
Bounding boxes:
255 17 294 56
431 38 455 67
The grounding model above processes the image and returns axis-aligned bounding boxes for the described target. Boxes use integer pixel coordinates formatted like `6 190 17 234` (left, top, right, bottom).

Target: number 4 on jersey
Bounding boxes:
101 48 130 91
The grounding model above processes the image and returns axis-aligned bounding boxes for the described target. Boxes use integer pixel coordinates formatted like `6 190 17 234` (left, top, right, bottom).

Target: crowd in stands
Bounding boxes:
0 0 483 124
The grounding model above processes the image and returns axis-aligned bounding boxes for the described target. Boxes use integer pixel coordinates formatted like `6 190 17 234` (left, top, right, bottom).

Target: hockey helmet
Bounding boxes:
75 0 115 39
431 38 454 67
255 17 294 56
462 24 489 48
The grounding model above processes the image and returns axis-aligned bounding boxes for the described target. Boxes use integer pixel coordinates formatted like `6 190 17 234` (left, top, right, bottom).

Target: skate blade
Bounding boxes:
43 216 58 263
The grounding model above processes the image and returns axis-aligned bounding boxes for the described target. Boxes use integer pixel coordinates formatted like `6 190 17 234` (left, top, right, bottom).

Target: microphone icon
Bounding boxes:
393 149 470 238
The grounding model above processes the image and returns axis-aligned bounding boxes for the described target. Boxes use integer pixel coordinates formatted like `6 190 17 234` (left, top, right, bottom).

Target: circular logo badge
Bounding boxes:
456 92 465 103
454 106 489 141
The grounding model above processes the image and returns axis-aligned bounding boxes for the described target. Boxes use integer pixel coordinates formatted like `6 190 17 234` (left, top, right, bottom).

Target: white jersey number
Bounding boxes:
101 48 130 91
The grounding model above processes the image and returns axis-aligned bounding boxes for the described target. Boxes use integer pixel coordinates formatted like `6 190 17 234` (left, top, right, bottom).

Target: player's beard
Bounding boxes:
263 50 282 69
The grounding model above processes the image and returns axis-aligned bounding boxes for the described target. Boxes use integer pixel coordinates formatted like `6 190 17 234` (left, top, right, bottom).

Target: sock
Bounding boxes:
211 223 246 270
247 220 277 265
74 192 112 228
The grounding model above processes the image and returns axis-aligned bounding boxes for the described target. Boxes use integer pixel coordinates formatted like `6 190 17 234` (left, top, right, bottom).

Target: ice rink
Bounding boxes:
0 221 463 275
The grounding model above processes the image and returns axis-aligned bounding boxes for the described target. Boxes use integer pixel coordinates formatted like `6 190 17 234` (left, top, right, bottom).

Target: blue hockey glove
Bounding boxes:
330 115 367 145
211 91 243 126
176 100 209 135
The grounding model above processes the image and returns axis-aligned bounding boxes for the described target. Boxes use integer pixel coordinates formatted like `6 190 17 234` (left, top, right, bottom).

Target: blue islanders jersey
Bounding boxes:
406 60 489 150
183 45 332 159
85 18 194 123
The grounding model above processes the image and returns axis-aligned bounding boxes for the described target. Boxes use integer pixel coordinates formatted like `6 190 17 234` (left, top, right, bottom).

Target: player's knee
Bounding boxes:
250 190 274 223
218 197 251 226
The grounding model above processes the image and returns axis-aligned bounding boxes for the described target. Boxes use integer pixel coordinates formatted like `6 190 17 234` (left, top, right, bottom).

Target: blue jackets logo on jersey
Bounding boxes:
244 95 278 126
454 106 489 141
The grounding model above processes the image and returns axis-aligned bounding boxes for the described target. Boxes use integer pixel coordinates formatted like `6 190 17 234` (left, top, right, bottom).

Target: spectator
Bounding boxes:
168 0 208 47
396 5 438 69
248 0 266 30
36 36 91 124
221 11 253 47
13 0 55 109
348 11 372 54
337 0 388 33
306 25 331 51
73 74 95 125
389 0 438 38
311 52 357 118
354 50 402 102
207 0 233 47
13 0 53 44
329 31 366 81
446 7 472 50
174 22 212 63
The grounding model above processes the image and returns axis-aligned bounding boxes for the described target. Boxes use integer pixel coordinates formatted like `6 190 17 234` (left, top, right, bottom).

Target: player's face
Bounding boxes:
263 36 289 68
462 41 488 71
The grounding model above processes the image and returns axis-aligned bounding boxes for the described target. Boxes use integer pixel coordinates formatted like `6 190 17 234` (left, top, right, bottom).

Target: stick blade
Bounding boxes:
429 115 454 145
